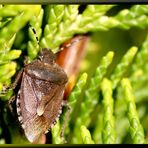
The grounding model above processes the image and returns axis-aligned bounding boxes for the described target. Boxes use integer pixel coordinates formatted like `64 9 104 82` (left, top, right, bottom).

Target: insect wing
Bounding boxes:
17 73 37 122
17 72 65 142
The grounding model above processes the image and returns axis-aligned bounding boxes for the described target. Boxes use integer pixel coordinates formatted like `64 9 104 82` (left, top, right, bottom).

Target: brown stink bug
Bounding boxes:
11 48 68 143
8 27 89 143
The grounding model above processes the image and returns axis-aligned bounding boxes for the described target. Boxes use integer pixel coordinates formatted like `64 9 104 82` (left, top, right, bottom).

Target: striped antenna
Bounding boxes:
29 25 86 52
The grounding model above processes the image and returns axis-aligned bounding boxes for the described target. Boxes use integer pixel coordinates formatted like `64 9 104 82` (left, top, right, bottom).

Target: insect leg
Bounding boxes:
6 70 23 117
24 56 31 66
60 100 72 138
11 69 23 90
0 84 10 95
8 95 17 117
1 69 23 95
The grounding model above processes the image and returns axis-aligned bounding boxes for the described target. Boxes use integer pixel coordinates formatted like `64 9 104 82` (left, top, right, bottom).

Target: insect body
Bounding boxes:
8 34 89 143
15 49 68 142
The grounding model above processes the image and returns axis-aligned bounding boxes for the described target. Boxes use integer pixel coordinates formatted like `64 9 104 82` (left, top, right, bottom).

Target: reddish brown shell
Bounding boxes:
56 35 90 99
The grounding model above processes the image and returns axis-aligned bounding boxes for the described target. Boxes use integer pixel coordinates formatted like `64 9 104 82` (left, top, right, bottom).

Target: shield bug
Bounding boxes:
11 48 68 143
9 30 89 143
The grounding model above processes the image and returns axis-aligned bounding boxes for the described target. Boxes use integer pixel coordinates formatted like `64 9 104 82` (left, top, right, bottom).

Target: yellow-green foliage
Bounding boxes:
0 5 148 144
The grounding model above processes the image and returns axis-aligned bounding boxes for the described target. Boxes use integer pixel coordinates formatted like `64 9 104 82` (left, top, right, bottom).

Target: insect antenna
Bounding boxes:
59 36 87 52
28 24 43 53
29 24 88 54
29 24 39 43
